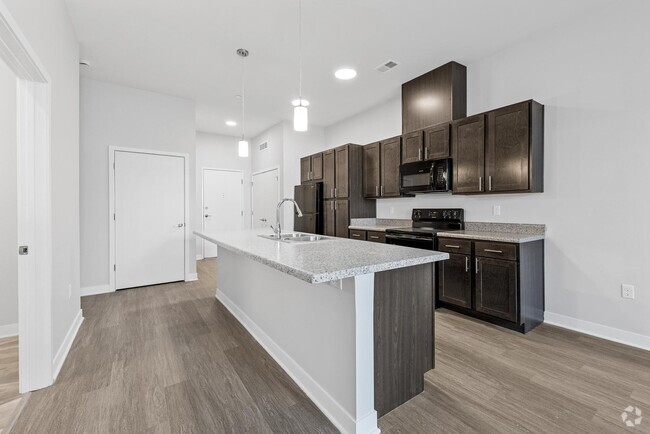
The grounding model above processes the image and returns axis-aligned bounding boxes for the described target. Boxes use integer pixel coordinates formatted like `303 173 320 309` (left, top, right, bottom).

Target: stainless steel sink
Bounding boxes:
259 233 329 242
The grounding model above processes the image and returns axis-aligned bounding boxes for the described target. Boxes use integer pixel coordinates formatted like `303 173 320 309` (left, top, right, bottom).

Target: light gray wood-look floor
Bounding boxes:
11 259 650 433
0 336 22 433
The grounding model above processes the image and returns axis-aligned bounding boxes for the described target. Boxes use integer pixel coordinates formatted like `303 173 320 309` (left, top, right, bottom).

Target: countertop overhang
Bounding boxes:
195 229 449 284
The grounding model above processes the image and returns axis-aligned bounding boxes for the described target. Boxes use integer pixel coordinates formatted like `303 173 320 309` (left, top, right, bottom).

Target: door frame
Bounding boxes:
201 167 244 258
108 146 190 292
0 3 54 392
251 166 280 228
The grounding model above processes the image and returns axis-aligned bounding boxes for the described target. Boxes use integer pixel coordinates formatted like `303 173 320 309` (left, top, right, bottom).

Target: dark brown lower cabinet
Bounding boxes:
324 200 335 236
438 253 472 308
324 199 350 238
475 257 517 322
436 237 544 333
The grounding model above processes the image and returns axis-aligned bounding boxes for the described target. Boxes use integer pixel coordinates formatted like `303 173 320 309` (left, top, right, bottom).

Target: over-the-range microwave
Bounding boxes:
400 159 452 194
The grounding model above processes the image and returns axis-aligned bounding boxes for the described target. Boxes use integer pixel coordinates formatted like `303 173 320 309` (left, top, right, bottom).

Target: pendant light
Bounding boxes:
237 48 249 157
293 0 308 132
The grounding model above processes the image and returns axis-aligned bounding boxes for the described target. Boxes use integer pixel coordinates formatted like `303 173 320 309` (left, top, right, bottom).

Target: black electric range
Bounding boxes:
385 208 464 250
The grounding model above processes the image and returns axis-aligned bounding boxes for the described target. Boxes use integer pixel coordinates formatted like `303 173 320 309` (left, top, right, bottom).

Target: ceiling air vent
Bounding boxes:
259 142 268 152
375 60 398 73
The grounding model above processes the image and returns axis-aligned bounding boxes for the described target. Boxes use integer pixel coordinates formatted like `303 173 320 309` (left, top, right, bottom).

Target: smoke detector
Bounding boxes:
375 60 398 73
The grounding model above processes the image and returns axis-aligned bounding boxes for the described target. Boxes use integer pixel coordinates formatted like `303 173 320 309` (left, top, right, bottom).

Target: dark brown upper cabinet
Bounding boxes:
380 136 402 197
402 61 467 134
362 143 381 198
486 100 544 193
424 123 451 159
364 137 402 198
334 145 350 198
402 130 424 163
322 149 335 199
300 152 323 184
452 114 486 194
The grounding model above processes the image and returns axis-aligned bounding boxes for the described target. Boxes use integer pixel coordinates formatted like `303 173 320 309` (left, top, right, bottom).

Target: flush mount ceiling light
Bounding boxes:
225 120 237 127
335 68 357 80
236 48 249 158
292 99 310 107
293 0 308 132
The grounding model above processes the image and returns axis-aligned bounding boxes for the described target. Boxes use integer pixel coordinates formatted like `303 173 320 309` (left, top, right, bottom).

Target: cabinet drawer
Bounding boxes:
475 241 518 261
349 229 367 240
366 231 386 243
437 238 472 255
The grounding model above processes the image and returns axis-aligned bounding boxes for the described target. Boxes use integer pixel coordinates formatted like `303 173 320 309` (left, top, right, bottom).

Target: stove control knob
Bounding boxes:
414 210 422 219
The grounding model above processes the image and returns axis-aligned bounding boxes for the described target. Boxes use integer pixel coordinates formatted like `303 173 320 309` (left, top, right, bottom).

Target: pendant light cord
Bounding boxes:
241 54 245 141
298 0 302 103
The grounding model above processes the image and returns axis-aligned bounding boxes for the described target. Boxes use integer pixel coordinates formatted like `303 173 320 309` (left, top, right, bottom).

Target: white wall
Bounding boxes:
3 0 81 351
80 78 196 290
195 131 252 257
324 2 650 344
0 56 17 332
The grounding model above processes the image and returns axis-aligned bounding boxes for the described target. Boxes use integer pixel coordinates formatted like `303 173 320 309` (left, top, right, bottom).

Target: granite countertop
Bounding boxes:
195 229 448 284
348 218 412 232
438 222 546 244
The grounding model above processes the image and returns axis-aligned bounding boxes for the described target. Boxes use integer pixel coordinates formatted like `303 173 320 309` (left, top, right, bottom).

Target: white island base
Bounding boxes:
216 248 379 434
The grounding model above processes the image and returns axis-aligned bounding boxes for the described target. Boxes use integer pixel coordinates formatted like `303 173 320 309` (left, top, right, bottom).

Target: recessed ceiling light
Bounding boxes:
335 68 357 80
292 98 310 107
225 120 237 127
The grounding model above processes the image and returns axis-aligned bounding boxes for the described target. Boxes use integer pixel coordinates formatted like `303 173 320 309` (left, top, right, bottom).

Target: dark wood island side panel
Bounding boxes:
373 263 434 417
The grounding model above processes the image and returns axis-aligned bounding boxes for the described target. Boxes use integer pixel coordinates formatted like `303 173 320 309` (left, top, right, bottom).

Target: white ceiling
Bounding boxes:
65 0 612 137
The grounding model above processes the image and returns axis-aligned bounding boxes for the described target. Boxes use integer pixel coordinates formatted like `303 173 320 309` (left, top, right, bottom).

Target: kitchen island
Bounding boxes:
195 229 448 434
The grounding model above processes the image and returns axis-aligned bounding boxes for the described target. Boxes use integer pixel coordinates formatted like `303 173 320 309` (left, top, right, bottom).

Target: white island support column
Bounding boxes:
216 248 379 434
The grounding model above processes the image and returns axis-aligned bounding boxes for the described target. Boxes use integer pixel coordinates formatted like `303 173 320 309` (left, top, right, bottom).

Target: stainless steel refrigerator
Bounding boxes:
293 183 323 234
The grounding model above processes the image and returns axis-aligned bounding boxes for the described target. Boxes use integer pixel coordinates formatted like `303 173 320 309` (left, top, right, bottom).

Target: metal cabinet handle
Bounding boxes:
465 256 469 272
488 175 493 191
369 235 380 239
479 176 483 192
334 187 337 198
418 148 422 161
424 147 428 160
352 233 361 238
445 245 461 249
484 249 503 254
475 258 480 274
375 185 379 196
331 188 334 197
381 185 385 196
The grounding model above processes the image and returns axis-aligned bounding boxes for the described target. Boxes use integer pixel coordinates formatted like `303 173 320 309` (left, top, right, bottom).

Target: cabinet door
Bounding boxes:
311 153 323 181
366 231 386 243
363 143 381 198
452 114 485 194
486 102 530 192
475 257 518 322
402 131 423 163
438 253 472 308
324 200 336 236
349 229 366 240
335 145 349 198
300 156 311 184
322 149 336 199
335 200 349 238
380 137 402 197
424 123 450 160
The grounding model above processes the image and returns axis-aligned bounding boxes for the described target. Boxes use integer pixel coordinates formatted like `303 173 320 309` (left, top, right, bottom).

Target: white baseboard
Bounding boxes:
52 309 84 381
196 254 204 261
81 284 112 297
217 289 371 434
0 323 18 339
186 273 198 282
545 312 650 351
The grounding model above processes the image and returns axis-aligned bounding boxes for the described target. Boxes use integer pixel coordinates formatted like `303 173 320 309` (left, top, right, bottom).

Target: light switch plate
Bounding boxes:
493 205 501 216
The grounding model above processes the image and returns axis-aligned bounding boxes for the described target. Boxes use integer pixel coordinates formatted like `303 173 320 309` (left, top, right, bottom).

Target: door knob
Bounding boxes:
177 223 185 227
204 214 211 218
260 218 267 222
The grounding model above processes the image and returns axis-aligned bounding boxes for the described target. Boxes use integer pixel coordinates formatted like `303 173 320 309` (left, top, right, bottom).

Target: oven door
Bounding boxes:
385 233 434 250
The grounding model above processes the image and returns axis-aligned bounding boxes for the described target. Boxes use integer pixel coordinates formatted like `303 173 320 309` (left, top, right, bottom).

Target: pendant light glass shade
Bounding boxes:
238 139 249 158
294 104 308 132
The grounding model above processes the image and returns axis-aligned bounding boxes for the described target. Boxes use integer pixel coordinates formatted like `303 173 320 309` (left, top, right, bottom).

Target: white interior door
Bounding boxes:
114 151 185 289
252 169 279 229
202 169 243 258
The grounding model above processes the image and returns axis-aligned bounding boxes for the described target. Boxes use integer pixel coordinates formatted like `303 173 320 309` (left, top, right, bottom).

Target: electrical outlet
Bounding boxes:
493 205 501 216
621 284 635 299
390 206 395 216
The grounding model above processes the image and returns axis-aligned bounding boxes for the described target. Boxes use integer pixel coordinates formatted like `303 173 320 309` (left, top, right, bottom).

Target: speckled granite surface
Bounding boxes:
348 218 412 232
438 222 545 243
195 229 448 284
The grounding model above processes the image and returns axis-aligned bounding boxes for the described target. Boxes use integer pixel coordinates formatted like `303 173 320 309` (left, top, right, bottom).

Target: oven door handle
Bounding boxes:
385 234 432 242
